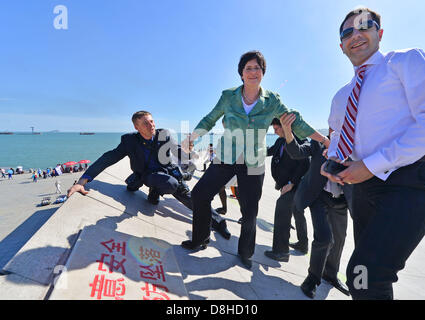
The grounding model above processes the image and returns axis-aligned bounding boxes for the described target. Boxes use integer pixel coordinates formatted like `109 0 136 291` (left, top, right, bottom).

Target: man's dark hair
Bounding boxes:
339 7 381 36
238 51 266 79
271 118 281 126
131 111 152 123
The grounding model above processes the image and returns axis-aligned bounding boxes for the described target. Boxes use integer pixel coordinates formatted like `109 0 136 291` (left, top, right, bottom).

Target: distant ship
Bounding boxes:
30 127 41 135
0 132 13 135
80 132 95 135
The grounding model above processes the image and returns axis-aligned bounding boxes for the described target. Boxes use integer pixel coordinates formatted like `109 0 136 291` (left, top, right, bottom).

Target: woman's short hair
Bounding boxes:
238 51 266 79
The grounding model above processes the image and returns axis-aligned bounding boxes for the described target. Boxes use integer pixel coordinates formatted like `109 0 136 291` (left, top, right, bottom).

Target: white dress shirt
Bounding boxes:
328 48 425 181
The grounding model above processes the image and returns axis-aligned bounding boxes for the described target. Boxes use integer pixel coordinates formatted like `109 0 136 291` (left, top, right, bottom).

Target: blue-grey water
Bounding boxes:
0 132 278 170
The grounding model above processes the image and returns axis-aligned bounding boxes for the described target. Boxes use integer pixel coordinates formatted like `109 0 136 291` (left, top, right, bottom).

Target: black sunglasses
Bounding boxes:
340 20 380 41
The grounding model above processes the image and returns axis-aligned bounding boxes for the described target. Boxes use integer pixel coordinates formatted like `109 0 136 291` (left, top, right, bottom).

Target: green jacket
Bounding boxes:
194 85 316 167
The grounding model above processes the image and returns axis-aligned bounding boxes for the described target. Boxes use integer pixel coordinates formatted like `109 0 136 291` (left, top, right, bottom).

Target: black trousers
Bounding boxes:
126 171 225 225
191 163 264 258
272 188 308 253
346 160 425 300
308 190 348 283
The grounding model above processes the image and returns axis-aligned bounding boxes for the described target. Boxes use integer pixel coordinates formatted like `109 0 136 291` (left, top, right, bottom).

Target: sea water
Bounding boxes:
0 132 278 170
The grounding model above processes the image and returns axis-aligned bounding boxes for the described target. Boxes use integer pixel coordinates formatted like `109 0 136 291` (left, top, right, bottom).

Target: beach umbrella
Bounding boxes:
63 161 77 166
78 160 91 164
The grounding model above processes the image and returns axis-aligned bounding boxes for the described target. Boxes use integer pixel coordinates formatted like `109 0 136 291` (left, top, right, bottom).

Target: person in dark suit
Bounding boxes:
264 118 310 262
67 110 230 240
281 113 351 299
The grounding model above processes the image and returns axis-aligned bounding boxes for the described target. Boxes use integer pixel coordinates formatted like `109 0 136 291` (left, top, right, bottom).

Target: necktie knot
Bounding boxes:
356 64 369 76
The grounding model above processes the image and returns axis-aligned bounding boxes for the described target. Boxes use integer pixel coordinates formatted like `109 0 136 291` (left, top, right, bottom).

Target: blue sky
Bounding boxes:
1 0 424 133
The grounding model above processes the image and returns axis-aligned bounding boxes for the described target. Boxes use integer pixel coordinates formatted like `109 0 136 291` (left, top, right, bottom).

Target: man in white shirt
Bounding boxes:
322 7 425 299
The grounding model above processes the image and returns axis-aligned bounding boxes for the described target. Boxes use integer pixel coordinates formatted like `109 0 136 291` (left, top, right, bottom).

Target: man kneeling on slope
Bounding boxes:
67 110 231 240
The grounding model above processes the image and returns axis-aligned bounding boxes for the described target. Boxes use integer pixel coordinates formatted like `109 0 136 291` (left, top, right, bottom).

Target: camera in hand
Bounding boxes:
168 165 184 181
323 159 347 175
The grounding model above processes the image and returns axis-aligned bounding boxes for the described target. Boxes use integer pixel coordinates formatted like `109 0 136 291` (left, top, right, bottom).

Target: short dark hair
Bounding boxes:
271 118 281 126
339 7 381 36
238 51 266 79
131 111 152 123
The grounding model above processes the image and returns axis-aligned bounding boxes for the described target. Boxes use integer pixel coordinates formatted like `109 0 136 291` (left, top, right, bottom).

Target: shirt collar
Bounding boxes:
353 50 385 72
234 85 270 98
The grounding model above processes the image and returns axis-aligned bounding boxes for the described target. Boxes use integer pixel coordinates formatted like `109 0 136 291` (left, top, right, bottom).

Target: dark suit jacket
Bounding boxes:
285 139 328 211
84 129 183 183
267 136 310 190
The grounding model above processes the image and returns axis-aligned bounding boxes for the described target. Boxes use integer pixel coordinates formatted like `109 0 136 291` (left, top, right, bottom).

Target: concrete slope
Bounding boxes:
1 157 424 300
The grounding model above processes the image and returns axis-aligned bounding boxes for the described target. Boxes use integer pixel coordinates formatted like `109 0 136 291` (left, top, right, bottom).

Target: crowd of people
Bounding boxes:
1 163 89 182
65 7 424 300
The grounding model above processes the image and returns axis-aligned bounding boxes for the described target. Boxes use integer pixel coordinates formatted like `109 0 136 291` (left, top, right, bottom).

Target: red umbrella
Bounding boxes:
63 161 77 166
78 160 91 164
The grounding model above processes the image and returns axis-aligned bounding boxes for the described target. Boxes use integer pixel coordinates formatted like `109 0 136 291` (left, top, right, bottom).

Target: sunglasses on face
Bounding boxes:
340 20 380 41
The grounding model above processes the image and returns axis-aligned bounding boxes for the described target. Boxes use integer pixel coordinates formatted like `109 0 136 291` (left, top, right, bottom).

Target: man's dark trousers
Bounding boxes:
272 188 307 253
307 190 348 283
191 163 264 258
142 171 224 225
346 160 425 299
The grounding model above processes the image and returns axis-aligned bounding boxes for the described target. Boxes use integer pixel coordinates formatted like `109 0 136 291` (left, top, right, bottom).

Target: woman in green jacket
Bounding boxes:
181 51 328 269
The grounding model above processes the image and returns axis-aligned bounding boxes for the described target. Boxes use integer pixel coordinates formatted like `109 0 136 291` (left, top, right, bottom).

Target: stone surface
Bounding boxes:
1 156 424 300
0 273 49 300
49 226 188 300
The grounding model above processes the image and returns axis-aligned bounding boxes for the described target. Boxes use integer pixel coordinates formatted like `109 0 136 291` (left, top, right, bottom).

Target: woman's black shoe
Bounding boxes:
300 274 320 299
181 239 209 251
238 254 252 269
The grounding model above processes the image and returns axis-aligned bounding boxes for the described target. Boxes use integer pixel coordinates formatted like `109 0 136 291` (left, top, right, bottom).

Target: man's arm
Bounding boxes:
274 94 329 148
280 113 314 159
67 177 90 197
267 139 279 157
291 157 310 186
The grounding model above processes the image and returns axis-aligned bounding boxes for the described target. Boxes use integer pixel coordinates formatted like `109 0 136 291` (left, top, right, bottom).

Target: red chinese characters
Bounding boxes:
141 282 170 300
89 239 128 300
139 246 161 266
89 275 126 300
139 245 170 300
139 263 165 282
96 253 127 274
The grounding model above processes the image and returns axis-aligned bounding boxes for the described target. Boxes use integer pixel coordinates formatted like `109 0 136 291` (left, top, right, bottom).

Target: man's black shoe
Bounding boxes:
238 254 252 270
216 207 227 215
322 274 350 296
264 250 290 262
301 274 319 299
147 187 160 205
126 185 139 192
216 220 231 240
289 241 308 254
181 239 209 251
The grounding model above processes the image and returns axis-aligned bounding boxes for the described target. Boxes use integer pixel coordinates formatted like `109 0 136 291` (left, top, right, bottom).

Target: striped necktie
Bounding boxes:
336 64 368 161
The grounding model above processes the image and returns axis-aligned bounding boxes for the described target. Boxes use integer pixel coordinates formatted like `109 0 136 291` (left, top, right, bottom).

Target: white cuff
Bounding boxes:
362 152 393 181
